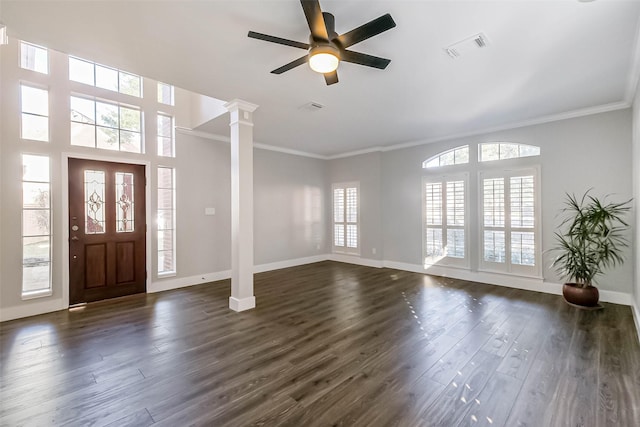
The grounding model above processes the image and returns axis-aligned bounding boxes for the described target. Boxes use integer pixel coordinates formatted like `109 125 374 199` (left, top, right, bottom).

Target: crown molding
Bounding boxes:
179 101 630 161
175 127 230 143
252 143 327 160
175 127 327 160
326 146 384 160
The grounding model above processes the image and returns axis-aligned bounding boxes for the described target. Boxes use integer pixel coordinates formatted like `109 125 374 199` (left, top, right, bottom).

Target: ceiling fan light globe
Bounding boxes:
308 45 340 73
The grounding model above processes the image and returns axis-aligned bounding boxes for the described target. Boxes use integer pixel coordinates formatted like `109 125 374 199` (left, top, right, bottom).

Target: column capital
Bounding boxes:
224 99 259 113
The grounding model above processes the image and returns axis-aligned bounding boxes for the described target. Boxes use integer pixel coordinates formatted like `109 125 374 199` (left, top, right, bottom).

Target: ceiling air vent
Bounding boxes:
299 101 325 112
444 32 489 59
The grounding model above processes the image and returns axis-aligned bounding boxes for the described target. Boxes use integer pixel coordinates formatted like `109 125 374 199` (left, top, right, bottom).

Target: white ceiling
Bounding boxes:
3 0 640 157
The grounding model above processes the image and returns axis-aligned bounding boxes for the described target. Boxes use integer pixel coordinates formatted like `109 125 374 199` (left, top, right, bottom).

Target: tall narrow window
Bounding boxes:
157 82 174 105
479 168 540 276
423 174 468 267
20 41 48 74
21 84 49 141
157 113 174 157
158 167 176 274
22 154 52 296
333 182 359 254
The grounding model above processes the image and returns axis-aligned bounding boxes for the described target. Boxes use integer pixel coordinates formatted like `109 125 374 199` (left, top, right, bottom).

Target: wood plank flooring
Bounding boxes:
1 261 639 426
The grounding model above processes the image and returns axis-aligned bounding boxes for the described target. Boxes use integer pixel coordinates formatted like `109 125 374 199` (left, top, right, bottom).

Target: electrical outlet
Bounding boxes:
372 248 377 255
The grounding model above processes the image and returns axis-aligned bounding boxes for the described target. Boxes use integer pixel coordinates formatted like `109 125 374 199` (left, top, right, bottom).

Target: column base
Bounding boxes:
229 296 256 312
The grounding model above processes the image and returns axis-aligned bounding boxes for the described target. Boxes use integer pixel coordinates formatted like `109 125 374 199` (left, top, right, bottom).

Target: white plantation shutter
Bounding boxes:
446 180 465 258
510 175 535 266
423 174 467 266
346 187 358 248
333 188 344 247
424 182 443 258
479 168 540 276
333 183 359 254
483 178 506 262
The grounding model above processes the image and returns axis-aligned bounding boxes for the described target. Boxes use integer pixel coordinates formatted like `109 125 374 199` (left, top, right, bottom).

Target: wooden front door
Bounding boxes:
69 158 146 304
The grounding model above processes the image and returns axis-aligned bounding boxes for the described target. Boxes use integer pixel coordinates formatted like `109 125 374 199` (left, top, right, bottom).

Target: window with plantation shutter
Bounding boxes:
333 182 359 254
479 167 540 276
423 174 468 267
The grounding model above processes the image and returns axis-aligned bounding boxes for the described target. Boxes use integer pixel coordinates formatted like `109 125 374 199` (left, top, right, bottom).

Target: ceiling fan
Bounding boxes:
248 0 396 85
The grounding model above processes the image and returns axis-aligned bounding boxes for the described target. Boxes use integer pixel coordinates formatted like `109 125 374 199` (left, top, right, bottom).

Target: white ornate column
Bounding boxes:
224 99 259 311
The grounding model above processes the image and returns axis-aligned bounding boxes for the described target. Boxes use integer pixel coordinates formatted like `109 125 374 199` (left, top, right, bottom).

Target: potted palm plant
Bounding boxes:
552 190 631 308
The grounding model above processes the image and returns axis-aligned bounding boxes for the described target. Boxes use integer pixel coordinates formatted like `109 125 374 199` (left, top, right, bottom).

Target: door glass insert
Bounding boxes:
115 172 135 232
84 170 106 234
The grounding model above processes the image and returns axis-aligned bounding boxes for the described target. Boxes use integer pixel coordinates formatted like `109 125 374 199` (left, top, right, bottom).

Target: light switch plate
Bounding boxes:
205 207 215 215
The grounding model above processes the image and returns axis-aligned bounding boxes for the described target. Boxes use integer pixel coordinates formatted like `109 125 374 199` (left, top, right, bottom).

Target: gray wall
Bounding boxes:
376 109 633 294
173 133 231 276
254 149 326 265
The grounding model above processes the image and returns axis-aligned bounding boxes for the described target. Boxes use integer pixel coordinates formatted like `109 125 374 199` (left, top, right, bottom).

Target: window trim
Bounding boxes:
21 153 53 299
422 172 470 269
69 56 143 98
19 41 49 75
332 181 360 255
70 94 143 153
422 145 469 169
478 166 542 278
157 112 175 157
478 142 541 162
157 166 177 276
157 82 175 106
20 83 50 142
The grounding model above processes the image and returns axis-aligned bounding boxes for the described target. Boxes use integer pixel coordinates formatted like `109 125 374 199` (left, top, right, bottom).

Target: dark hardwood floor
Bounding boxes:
1 261 639 426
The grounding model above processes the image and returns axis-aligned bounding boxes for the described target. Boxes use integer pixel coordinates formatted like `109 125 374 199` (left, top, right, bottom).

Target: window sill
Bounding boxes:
21 289 53 300
157 271 176 279
332 252 361 257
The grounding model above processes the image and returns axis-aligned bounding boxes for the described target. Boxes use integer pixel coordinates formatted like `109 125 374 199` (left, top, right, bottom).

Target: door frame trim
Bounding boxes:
61 152 152 308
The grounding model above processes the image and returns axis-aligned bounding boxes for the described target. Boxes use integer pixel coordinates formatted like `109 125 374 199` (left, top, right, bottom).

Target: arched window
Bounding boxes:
422 145 469 168
479 142 540 162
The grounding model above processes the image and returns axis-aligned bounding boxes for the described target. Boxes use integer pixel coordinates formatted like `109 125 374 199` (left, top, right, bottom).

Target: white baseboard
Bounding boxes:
4 255 636 322
0 298 65 322
598 289 636 306
229 296 256 312
254 254 328 273
381 260 634 306
149 270 232 293
328 253 384 268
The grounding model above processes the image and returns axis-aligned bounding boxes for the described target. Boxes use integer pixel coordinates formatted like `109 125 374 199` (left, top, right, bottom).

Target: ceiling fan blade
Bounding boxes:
324 70 339 85
341 50 391 69
300 0 329 42
271 56 309 74
337 13 396 48
248 31 310 50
